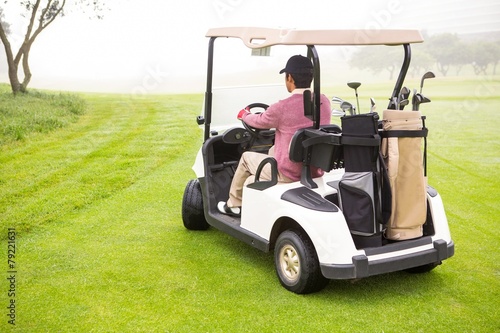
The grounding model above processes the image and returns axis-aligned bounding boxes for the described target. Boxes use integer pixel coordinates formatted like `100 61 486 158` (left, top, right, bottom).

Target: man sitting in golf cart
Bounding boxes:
217 55 332 217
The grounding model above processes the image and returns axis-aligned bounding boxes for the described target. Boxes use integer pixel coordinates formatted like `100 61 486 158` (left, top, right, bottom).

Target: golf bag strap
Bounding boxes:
379 152 392 225
371 152 392 226
380 129 428 138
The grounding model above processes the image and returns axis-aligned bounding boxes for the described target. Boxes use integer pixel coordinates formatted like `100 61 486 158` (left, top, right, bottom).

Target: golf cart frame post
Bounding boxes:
201 27 423 140
390 44 411 109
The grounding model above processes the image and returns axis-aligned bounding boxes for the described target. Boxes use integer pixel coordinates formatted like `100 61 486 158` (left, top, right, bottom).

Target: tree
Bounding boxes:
407 44 435 78
0 0 105 94
349 46 402 80
424 33 466 77
0 8 10 35
470 41 500 75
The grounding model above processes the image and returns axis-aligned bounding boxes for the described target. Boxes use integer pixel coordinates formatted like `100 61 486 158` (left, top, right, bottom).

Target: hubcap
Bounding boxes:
279 244 300 283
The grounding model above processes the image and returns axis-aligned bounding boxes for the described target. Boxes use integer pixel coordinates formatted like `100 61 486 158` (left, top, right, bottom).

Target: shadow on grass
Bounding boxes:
322 269 447 297
179 225 449 300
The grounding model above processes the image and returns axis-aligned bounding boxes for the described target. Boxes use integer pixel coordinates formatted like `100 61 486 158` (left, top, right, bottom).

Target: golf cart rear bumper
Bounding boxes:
320 239 455 280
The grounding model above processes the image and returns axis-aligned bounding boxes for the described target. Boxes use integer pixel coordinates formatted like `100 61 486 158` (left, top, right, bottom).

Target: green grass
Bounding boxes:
0 77 499 332
0 85 86 145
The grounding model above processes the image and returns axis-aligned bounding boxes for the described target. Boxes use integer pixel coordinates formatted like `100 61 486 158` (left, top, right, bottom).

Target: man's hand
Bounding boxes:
237 107 250 120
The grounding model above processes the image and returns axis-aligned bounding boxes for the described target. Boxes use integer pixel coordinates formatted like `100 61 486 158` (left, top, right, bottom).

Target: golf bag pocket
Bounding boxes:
339 172 378 236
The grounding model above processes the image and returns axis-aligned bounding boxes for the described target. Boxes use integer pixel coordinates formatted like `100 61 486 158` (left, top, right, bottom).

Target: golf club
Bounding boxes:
347 81 361 114
331 109 345 117
412 92 421 111
419 95 431 110
398 86 411 110
370 98 376 113
392 96 398 110
340 101 354 116
420 71 435 94
411 88 418 110
331 96 346 116
399 99 409 109
331 96 345 104
412 92 431 111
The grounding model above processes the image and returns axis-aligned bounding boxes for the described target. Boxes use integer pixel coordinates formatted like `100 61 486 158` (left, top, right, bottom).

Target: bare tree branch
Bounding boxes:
1 0 104 94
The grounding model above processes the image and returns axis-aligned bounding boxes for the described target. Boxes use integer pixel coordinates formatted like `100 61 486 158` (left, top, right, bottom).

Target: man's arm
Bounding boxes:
242 102 281 129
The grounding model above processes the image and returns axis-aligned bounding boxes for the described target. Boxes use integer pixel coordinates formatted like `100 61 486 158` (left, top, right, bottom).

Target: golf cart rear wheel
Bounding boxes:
274 230 328 294
182 179 209 230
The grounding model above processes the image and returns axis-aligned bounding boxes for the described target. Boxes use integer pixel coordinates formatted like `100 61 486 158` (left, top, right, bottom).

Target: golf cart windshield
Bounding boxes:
204 84 289 132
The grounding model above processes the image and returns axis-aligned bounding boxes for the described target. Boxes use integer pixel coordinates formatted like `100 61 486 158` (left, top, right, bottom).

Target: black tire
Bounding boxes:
182 179 209 230
274 230 329 294
405 262 439 274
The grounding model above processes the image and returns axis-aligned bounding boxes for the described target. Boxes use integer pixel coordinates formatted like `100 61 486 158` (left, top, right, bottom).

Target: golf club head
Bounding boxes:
397 86 411 110
370 98 376 113
417 95 431 111
331 96 344 104
399 99 409 108
340 101 353 116
401 86 411 99
421 71 435 81
331 109 345 117
391 96 398 109
411 88 418 110
413 93 424 111
347 81 361 90
420 71 435 93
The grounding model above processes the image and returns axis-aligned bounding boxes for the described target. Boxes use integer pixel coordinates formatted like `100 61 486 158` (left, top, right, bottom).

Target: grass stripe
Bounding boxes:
0 93 203 236
0 77 498 332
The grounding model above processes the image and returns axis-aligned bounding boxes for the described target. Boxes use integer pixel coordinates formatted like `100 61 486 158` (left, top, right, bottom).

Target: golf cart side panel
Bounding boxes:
192 147 204 178
242 184 362 265
197 135 271 252
198 175 271 252
427 192 452 242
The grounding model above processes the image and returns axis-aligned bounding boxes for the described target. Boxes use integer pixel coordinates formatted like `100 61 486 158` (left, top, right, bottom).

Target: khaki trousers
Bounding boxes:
227 147 292 208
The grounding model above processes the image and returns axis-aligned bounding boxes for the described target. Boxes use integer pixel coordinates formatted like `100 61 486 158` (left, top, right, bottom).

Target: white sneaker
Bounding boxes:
217 201 241 217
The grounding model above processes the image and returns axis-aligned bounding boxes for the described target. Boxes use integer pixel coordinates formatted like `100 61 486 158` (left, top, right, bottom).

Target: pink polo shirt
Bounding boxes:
242 90 331 181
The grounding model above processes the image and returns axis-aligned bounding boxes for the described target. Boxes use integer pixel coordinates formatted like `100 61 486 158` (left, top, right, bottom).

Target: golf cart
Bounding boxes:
182 27 454 294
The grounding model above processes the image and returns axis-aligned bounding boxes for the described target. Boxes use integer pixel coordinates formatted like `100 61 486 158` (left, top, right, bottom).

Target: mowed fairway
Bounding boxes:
0 77 499 332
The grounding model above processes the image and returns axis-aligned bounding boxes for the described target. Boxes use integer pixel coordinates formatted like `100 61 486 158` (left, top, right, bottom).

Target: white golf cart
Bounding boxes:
182 27 454 294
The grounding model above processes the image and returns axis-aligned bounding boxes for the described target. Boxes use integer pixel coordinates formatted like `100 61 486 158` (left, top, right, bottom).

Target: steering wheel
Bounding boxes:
242 103 272 138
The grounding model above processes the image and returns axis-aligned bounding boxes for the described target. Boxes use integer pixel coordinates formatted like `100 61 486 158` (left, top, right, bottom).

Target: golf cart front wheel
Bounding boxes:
182 179 209 230
274 230 328 294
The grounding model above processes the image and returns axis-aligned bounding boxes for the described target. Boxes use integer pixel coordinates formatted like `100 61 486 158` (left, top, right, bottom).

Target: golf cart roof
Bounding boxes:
206 27 424 48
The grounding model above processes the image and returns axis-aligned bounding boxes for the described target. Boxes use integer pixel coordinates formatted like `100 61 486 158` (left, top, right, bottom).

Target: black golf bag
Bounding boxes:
338 113 391 248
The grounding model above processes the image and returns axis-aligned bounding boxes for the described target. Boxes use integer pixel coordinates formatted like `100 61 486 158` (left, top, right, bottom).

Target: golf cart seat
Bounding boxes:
289 126 343 189
247 124 343 191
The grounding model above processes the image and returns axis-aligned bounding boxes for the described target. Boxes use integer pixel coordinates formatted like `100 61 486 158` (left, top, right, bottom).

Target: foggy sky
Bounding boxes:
1 0 499 94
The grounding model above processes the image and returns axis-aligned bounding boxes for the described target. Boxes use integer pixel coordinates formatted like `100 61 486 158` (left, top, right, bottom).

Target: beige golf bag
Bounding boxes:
381 110 428 240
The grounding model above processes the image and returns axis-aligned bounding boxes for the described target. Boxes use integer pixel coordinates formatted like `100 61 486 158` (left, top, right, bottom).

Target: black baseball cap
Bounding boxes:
279 55 313 74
